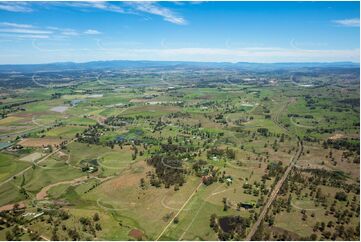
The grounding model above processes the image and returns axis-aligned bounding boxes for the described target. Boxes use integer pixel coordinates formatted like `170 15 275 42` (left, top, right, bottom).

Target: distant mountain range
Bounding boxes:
0 60 359 73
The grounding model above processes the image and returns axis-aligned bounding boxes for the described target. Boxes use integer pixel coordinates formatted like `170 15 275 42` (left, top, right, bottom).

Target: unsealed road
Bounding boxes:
245 140 302 240
245 98 303 240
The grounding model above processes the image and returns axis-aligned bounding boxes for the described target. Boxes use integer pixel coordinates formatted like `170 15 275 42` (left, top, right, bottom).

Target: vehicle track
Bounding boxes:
0 138 76 188
155 181 203 241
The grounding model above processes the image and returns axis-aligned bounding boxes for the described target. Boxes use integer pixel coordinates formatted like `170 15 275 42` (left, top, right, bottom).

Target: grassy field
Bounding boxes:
0 153 30 183
0 68 359 241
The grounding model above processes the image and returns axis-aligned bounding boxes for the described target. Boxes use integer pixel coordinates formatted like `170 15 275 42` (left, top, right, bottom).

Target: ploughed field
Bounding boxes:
0 68 359 241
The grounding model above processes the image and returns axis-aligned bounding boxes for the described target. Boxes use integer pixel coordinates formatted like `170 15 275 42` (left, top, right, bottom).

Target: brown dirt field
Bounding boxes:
18 138 64 147
56 151 68 158
128 229 143 240
0 202 26 212
101 161 151 195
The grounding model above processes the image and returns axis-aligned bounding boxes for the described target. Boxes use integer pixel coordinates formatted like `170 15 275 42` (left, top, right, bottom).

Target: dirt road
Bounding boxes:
245 139 302 240
155 181 203 241
0 139 76 188
245 98 303 240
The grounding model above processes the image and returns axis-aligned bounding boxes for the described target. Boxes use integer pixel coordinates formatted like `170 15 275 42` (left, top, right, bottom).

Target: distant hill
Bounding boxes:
0 60 358 73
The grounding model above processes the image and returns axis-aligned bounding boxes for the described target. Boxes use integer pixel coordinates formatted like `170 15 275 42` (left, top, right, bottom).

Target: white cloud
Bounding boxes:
61 29 79 36
0 22 101 39
61 1 125 13
0 2 186 25
0 2 32 12
84 29 101 35
127 2 186 25
62 1 186 25
0 22 34 28
0 28 53 34
0 33 49 39
333 18 360 27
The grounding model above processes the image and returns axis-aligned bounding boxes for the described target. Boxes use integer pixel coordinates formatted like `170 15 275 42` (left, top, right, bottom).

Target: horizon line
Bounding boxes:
0 59 360 66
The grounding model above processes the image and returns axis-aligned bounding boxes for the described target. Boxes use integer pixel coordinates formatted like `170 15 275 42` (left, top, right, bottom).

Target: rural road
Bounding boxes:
245 98 303 240
245 139 302 240
0 138 76 188
155 181 203 241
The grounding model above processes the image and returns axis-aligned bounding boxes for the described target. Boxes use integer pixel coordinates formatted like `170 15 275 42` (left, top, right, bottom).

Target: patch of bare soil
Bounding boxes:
0 202 26 212
328 133 344 140
128 229 144 240
18 138 64 147
101 161 151 194
36 176 89 200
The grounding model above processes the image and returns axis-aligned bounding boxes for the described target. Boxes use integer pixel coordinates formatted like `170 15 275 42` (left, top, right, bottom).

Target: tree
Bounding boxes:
174 216 179 224
67 228 80 241
327 221 334 228
51 228 59 241
93 213 100 222
95 223 102 231
5 231 13 241
268 216 274 226
310 233 317 240
210 214 217 229
335 192 347 201
222 197 228 211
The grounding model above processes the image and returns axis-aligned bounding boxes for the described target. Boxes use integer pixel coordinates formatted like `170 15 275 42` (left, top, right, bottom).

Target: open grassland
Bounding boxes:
0 153 30 183
0 68 359 241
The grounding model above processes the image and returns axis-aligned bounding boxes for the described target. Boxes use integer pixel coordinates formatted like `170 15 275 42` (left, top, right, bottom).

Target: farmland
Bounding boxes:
0 63 359 241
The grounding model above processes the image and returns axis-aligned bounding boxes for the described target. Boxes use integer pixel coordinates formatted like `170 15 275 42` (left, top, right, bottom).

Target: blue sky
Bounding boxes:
0 1 359 64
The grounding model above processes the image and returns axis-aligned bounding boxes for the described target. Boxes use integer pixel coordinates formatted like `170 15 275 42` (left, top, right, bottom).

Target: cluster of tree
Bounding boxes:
312 221 359 240
243 180 269 197
324 138 360 153
339 98 360 108
76 123 107 144
263 161 285 180
1 99 39 118
210 214 250 240
207 147 236 160
51 92 62 99
253 220 298 241
104 116 135 126
273 167 360 240
146 155 185 187
167 112 191 119
304 95 317 109
304 168 359 194
257 128 269 137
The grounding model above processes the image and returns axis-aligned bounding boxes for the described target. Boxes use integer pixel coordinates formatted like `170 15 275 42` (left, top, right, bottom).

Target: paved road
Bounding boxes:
245 98 303 241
